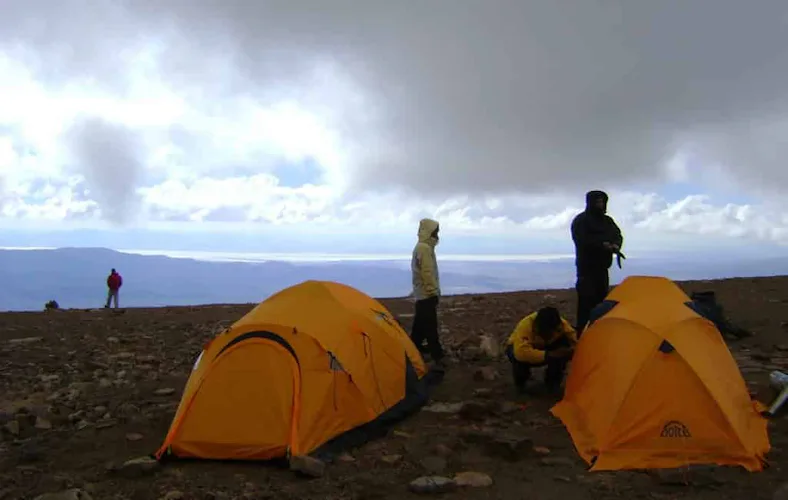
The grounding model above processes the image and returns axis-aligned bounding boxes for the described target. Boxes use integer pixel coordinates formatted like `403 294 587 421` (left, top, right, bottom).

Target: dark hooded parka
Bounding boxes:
570 190 623 334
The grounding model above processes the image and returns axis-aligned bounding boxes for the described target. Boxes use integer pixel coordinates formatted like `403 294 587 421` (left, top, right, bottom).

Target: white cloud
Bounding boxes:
1 1 788 252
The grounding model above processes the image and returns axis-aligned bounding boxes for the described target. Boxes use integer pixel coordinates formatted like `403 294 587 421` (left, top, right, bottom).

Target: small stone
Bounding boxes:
380 454 403 464
486 436 533 461
423 402 464 414
289 455 325 478
434 444 452 457
459 400 500 421
33 488 93 500
479 335 500 358
454 471 493 488
533 446 551 455
154 388 176 396
4 420 20 435
500 401 522 414
393 430 412 438
774 482 788 500
408 476 457 494
126 433 144 441
34 417 52 430
96 419 117 429
336 452 355 462
161 492 184 500
473 367 498 382
8 337 43 345
113 456 160 478
462 430 532 462
420 456 447 474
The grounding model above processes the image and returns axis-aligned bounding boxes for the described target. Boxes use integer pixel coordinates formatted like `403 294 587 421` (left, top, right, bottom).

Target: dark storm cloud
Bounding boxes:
2 0 788 200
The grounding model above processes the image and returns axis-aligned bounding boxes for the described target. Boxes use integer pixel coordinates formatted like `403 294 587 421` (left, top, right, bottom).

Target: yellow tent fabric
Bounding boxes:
155 280 428 461
551 275 770 471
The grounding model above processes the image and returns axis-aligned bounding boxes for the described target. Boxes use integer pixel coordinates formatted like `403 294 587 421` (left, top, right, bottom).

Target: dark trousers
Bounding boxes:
575 271 609 336
410 296 444 362
505 336 571 390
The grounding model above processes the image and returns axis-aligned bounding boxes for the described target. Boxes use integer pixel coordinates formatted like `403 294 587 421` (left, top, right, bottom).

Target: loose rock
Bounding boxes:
454 471 493 488
380 454 403 464
458 400 500 421
3 420 20 436
289 455 325 478
408 476 457 494
8 337 43 345
479 335 500 358
473 367 498 382
34 417 52 430
111 456 160 478
33 488 92 500
423 402 464 414
154 388 176 396
774 482 788 500
434 444 453 457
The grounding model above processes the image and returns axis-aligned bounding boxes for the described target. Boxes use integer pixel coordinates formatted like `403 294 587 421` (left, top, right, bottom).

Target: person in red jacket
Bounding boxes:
105 268 123 309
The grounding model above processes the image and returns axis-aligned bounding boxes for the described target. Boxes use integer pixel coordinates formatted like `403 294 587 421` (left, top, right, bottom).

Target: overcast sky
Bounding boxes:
1 1 788 254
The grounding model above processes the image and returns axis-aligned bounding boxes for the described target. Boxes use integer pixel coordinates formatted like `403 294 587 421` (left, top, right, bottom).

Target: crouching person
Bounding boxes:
504 306 577 395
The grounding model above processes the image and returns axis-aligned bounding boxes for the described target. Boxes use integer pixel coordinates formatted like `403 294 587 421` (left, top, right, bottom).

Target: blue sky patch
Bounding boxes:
273 158 322 187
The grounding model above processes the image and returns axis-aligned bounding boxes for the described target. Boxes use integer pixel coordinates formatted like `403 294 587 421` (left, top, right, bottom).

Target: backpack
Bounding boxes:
689 291 751 340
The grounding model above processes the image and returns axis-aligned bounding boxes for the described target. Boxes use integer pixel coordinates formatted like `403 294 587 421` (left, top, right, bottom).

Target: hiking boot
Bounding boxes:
430 358 447 373
544 380 564 396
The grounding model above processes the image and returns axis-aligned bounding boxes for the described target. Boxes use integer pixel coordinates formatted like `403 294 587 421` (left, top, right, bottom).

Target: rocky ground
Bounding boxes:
1 276 788 500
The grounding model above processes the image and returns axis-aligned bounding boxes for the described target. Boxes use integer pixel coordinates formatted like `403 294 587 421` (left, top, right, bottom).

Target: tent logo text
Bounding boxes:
660 420 691 438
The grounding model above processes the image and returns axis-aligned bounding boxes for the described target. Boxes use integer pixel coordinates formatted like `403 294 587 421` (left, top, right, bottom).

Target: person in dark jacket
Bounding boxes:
570 190 623 335
105 268 123 309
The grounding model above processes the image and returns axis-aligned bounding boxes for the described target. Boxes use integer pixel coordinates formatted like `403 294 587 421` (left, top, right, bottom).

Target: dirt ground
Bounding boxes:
1 276 787 500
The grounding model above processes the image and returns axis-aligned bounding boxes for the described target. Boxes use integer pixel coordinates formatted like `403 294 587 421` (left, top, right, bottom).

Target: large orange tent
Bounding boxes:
551 275 770 471
155 280 428 462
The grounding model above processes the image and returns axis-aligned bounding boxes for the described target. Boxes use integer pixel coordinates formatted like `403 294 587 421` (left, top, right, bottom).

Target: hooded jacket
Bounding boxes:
570 190 623 275
411 218 441 300
504 311 577 364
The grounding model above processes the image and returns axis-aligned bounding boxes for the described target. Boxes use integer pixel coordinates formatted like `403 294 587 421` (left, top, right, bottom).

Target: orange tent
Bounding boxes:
551 275 770 471
155 280 428 461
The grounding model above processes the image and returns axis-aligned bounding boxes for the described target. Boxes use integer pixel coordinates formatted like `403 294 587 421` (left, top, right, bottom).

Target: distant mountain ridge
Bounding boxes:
1 247 787 312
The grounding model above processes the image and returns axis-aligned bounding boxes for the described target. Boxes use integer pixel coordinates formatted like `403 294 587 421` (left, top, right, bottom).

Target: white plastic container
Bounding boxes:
765 371 788 417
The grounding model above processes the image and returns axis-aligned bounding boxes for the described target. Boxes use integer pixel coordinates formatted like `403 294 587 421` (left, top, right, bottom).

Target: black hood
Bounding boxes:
585 190 609 213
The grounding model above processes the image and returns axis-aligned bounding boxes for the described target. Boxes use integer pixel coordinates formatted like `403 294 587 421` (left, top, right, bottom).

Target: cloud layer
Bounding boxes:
1 1 788 244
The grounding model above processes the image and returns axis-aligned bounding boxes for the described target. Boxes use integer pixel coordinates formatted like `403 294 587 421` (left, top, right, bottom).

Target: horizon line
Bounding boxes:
0 246 578 262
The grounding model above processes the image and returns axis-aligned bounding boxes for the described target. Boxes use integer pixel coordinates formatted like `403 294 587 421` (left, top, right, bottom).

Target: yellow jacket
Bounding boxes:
505 312 577 364
411 218 440 300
